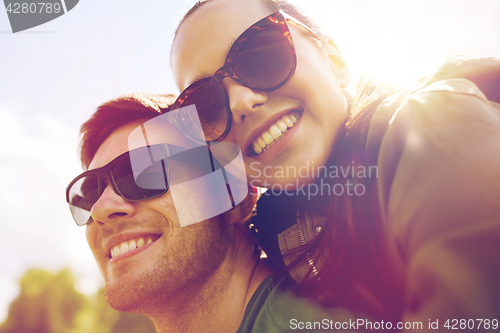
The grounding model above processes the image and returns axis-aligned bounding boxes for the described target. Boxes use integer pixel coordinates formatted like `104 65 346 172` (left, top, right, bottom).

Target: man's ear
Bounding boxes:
321 35 350 87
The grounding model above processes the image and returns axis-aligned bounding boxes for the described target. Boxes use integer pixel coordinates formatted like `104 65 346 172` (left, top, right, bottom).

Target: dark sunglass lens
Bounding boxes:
182 84 228 142
68 174 98 226
233 29 294 90
113 152 168 201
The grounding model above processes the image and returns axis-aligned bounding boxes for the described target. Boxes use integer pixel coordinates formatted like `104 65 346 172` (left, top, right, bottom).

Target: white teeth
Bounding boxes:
120 242 129 254
137 238 145 248
277 120 287 132
262 132 274 145
257 137 266 148
269 125 282 139
112 247 121 257
110 236 155 258
284 116 294 127
251 111 301 155
252 142 262 154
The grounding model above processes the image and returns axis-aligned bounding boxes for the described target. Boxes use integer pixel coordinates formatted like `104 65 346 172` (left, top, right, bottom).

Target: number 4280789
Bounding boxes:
444 319 498 330
6 3 62 14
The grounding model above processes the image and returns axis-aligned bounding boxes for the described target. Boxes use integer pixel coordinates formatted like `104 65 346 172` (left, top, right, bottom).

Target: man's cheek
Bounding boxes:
169 175 234 227
86 224 108 278
85 224 99 257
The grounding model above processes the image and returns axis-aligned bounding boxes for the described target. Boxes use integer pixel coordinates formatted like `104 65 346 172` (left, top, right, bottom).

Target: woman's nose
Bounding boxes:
223 78 268 124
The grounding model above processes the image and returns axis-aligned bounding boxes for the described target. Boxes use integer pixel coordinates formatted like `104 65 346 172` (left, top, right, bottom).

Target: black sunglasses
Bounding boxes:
66 143 235 226
169 10 320 143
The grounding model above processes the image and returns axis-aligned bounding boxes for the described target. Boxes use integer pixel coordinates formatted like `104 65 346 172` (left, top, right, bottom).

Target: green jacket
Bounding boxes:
237 273 361 333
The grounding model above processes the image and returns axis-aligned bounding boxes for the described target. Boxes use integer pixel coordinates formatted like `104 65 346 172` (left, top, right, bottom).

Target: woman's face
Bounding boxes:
171 0 349 189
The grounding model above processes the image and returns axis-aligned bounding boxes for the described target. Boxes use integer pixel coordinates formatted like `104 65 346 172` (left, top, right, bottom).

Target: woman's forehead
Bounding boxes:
171 0 272 90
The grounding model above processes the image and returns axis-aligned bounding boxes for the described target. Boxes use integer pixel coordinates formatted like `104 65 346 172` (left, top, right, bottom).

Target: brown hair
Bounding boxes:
299 76 403 320
79 93 176 169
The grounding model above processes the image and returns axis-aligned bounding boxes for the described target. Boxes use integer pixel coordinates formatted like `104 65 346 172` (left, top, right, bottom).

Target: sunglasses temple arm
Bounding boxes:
280 10 322 43
207 149 236 209
219 166 236 209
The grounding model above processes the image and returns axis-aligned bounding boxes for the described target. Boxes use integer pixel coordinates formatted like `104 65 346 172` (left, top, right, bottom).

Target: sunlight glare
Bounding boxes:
362 29 419 84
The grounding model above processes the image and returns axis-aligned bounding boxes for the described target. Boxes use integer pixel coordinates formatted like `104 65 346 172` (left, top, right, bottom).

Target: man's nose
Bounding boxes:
90 184 136 225
223 78 268 124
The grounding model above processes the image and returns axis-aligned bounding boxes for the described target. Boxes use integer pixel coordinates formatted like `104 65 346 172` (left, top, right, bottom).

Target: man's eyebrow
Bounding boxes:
186 39 235 87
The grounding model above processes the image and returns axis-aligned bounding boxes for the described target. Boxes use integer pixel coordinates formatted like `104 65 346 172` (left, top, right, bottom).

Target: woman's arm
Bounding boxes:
378 78 500 330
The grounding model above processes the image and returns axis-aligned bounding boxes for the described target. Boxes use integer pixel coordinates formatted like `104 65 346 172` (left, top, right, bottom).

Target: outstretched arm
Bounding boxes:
378 78 500 331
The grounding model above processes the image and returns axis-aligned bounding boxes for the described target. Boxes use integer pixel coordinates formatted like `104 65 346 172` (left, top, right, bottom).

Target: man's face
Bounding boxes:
86 119 231 312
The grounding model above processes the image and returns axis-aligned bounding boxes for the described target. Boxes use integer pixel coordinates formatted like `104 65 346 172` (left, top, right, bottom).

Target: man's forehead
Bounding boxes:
128 118 199 151
88 121 138 170
89 118 195 170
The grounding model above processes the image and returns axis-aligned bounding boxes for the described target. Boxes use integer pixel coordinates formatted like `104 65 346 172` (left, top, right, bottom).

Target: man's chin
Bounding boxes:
103 271 183 314
104 283 143 312
103 279 161 314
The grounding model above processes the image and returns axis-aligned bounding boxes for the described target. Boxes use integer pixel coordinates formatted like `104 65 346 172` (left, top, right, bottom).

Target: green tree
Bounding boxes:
0 268 85 333
70 287 119 333
1 268 157 333
71 286 155 333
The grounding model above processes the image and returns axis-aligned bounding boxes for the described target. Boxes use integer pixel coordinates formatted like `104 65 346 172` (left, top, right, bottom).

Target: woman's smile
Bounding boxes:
249 110 301 155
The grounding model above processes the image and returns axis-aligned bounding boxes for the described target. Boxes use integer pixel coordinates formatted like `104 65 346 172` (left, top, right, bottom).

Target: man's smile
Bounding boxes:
105 232 162 261
110 235 161 258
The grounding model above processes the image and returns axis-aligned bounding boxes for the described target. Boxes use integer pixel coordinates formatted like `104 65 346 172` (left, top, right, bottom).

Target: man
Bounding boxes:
66 93 338 333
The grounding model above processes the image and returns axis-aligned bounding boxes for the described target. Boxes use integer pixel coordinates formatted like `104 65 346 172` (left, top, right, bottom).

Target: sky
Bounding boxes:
1 0 500 322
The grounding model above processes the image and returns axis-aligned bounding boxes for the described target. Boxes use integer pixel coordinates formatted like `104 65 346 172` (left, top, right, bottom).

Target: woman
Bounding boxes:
169 0 500 327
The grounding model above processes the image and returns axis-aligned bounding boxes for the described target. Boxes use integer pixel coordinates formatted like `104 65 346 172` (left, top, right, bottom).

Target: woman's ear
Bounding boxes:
321 35 350 87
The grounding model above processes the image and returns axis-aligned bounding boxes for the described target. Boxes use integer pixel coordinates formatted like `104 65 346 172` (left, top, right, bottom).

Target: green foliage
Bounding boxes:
0 268 156 333
0 268 84 333
70 287 119 333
